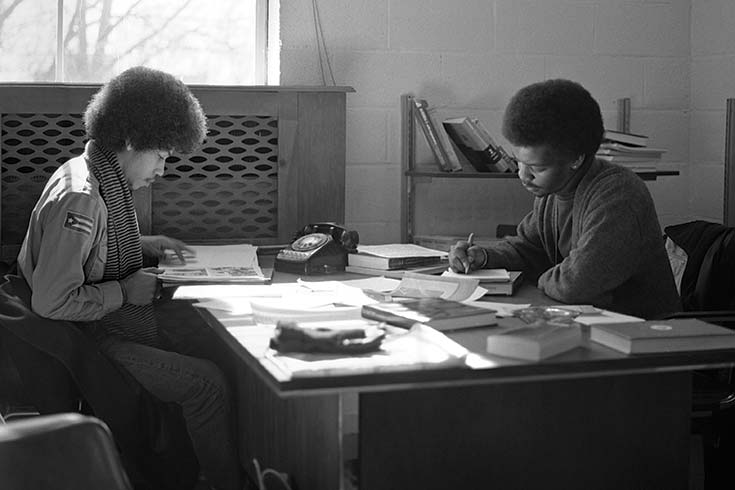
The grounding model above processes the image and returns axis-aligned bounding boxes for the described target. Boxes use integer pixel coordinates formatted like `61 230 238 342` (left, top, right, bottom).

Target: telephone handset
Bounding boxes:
274 222 359 275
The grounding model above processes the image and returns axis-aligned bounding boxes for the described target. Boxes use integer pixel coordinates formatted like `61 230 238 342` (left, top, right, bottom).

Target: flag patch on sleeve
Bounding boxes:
63 211 94 235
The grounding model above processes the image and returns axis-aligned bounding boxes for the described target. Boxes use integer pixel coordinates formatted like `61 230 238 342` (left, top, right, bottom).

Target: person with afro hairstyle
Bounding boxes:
449 79 680 319
17 66 243 490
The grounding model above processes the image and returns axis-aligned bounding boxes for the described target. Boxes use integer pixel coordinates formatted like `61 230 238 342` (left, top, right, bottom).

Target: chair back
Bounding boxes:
0 412 133 490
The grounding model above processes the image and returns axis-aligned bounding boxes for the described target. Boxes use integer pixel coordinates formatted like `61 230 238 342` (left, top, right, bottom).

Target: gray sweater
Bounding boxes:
484 158 681 319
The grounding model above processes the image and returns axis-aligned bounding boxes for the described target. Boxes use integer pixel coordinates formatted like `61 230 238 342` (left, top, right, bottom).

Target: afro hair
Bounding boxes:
501 79 603 158
84 66 207 154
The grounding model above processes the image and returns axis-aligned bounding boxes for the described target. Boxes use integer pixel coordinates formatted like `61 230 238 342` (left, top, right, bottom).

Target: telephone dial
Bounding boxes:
274 222 359 275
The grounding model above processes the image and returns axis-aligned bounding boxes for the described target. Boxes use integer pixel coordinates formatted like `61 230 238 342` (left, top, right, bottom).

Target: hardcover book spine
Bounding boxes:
473 119 517 172
413 99 461 172
442 122 496 172
361 306 415 328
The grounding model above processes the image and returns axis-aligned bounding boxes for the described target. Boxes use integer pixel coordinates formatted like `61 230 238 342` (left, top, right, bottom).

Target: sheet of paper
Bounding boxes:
249 298 364 325
173 283 301 300
193 298 254 315
356 243 447 258
389 272 487 302
265 324 468 379
335 276 401 292
441 268 510 282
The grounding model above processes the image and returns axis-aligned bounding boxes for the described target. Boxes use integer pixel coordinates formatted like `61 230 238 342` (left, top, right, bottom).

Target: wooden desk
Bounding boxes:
196 272 735 490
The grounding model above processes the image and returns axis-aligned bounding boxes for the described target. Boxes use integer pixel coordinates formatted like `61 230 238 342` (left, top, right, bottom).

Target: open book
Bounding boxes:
159 244 269 284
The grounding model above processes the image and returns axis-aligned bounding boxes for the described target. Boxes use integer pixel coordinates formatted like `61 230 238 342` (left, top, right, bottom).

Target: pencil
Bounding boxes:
465 233 475 273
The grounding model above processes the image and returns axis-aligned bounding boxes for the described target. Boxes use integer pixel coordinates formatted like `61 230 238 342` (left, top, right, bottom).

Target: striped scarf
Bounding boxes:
87 141 159 347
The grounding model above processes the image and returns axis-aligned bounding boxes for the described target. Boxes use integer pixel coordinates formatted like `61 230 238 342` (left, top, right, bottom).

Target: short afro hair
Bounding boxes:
502 79 603 158
84 66 207 154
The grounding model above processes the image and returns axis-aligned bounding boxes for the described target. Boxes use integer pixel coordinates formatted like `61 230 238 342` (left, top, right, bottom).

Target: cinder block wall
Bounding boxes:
281 0 706 244
690 0 735 223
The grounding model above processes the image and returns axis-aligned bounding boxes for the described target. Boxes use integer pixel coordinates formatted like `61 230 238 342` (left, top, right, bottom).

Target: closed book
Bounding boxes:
602 129 649 147
597 143 666 156
596 154 660 163
348 253 443 270
440 270 523 296
589 319 735 354
362 297 497 332
477 271 523 296
345 263 448 279
413 98 462 172
486 324 583 361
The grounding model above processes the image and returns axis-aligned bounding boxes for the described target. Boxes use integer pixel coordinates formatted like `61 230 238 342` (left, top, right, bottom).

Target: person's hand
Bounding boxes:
141 235 194 264
449 240 487 273
120 268 163 305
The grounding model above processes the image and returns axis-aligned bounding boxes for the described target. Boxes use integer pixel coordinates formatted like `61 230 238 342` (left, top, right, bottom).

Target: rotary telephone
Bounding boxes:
274 222 359 275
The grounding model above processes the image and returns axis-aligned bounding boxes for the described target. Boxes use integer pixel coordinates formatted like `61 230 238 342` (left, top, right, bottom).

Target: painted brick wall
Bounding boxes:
690 0 735 223
281 0 696 244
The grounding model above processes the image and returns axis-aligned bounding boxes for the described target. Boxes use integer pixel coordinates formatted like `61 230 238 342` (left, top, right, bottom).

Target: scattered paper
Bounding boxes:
173 283 300 300
467 301 531 317
265 323 468 379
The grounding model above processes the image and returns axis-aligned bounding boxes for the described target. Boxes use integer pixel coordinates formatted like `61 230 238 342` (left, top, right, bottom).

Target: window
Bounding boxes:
0 0 278 84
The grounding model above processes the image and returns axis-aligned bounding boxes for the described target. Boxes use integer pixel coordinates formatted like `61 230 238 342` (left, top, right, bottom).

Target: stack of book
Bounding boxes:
596 130 666 172
442 116 518 173
346 243 448 277
441 268 523 296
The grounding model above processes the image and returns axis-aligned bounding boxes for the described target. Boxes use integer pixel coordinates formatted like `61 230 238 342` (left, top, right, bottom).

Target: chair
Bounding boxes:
662 220 735 489
0 412 133 490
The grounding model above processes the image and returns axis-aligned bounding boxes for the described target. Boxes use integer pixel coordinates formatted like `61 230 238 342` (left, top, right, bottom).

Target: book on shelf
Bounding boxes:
597 154 660 162
485 324 583 361
589 318 735 354
348 243 447 270
596 155 657 173
413 98 462 172
362 297 497 332
345 262 448 279
472 119 518 172
598 143 666 157
442 117 514 173
441 269 523 296
602 129 648 147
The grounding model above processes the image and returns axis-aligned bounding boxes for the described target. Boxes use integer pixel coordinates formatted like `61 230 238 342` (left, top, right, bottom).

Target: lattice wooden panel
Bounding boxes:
1 113 86 246
152 115 278 240
1 113 278 247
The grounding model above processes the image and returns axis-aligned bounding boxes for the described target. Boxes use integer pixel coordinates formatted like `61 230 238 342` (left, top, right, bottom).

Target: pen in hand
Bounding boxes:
465 232 475 274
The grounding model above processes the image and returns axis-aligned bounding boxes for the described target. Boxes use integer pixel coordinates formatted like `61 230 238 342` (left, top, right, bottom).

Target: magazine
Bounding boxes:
159 244 269 284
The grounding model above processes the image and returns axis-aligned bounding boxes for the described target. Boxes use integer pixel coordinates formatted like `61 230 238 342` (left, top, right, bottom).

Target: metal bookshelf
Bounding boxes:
400 95 680 243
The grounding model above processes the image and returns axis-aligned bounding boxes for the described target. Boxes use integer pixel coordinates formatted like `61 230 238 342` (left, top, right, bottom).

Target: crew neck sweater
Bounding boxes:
484 158 680 319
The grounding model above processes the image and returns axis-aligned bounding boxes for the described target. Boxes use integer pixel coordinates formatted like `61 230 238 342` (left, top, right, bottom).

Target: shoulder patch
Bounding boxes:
63 211 94 235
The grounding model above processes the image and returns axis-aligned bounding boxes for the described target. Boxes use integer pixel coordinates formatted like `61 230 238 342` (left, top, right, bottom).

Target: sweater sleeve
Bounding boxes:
537 176 647 304
482 202 554 278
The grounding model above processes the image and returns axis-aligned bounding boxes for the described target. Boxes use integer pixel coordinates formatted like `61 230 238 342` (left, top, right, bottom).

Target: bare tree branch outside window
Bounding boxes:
0 0 261 84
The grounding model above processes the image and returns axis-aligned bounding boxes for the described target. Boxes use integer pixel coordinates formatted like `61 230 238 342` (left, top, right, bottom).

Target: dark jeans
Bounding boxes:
100 337 241 490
